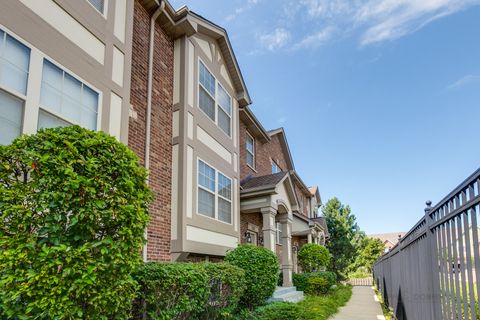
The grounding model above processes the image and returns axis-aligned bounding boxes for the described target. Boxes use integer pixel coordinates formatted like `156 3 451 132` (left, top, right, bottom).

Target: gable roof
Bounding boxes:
241 172 287 192
268 128 295 171
239 106 271 143
143 0 251 107
369 232 406 246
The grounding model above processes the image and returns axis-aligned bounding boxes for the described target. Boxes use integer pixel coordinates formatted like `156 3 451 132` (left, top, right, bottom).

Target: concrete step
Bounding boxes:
268 286 304 303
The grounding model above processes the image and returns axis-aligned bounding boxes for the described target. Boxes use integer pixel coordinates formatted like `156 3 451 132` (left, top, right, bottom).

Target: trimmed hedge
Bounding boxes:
131 262 246 319
0 126 152 319
203 263 246 319
225 245 279 308
253 302 305 320
297 244 331 272
293 272 337 295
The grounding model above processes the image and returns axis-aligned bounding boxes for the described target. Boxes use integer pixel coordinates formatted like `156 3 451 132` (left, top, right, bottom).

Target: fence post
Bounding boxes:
425 200 441 319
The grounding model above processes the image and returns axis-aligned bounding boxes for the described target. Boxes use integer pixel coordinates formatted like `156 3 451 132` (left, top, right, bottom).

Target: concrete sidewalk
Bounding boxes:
330 286 385 320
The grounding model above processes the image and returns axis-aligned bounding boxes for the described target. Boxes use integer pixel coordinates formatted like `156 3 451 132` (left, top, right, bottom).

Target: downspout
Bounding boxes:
143 0 165 262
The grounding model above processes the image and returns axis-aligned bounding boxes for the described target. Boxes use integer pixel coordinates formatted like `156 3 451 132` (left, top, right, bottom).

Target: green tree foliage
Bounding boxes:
350 237 385 273
225 245 279 309
322 197 360 279
297 243 331 272
0 126 152 319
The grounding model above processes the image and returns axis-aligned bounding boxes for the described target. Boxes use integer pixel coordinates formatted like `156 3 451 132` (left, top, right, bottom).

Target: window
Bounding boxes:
198 61 232 136
272 160 281 173
276 222 282 245
197 159 232 223
246 133 255 168
39 59 99 130
87 0 105 14
0 29 30 144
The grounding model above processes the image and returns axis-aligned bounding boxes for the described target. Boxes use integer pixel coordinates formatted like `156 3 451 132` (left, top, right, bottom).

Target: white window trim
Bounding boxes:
246 131 255 170
0 24 102 135
197 57 232 138
196 157 233 225
276 222 282 245
86 0 108 18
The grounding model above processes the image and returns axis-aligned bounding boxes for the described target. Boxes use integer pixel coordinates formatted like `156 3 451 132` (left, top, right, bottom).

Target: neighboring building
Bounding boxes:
370 232 406 253
239 106 328 286
0 0 133 145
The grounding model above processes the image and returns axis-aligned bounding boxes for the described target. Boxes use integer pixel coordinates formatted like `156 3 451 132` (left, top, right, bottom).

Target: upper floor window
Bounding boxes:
0 29 30 145
272 160 281 174
198 60 232 136
197 159 232 224
246 132 255 168
87 0 105 14
39 59 99 130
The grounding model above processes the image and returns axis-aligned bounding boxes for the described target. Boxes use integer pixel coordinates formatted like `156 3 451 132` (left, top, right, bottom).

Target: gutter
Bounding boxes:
143 0 165 263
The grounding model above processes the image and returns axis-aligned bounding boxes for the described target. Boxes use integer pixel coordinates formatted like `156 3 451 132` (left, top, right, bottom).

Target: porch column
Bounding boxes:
307 232 313 244
261 207 276 252
278 212 293 287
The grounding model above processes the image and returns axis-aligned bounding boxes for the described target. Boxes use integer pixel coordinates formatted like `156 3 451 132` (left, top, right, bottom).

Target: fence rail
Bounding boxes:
373 168 480 320
348 277 373 287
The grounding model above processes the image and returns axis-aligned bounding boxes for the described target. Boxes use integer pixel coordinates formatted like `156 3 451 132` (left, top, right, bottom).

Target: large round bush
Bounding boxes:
0 126 152 319
225 244 279 308
297 243 331 272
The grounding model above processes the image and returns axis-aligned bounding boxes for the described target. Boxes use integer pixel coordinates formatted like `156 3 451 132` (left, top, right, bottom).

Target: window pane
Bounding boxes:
217 84 231 115
63 73 82 101
0 34 30 95
42 60 63 90
198 188 215 218
246 135 254 153
83 85 99 113
218 173 231 200
81 108 97 130
88 0 104 13
0 30 4 56
218 107 230 135
247 152 254 167
0 90 23 145
198 160 215 191
62 96 82 124
37 109 71 130
199 62 215 96
218 198 231 223
40 84 62 114
199 86 215 121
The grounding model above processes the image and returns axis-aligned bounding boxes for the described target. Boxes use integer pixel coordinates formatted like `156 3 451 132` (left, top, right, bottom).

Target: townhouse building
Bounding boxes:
0 0 133 145
0 0 328 289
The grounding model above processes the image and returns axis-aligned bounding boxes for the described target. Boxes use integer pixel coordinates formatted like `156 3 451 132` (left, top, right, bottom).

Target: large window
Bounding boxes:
198 61 232 136
197 159 232 223
0 29 30 145
39 59 99 130
246 132 255 168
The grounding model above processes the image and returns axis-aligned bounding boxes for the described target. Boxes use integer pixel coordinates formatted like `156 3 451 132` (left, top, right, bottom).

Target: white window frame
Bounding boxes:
246 131 255 169
276 222 282 245
196 158 233 225
0 24 102 136
197 58 232 138
272 160 281 174
86 0 108 18
39 58 101 130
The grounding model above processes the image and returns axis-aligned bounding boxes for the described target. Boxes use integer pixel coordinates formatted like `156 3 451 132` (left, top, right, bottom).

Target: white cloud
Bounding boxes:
226 0 261 22
447 75 480 90
293 26 336 50
259 28 291 51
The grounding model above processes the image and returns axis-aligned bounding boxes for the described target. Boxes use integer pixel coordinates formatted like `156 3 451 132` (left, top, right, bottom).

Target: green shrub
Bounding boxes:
225 245 279 308
253 302 305 320
306 277 330 295
293 272 337 295
297 244 331 272
132 262 210 319
203 262 246 319
0 126 152 319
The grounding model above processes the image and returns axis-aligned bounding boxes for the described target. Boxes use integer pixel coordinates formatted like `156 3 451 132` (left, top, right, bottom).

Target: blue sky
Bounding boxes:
171 0 480 234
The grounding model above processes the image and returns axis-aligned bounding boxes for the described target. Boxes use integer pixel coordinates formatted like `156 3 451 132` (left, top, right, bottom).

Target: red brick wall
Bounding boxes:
239 120 290 181
129 1 173 261
240 212 263 245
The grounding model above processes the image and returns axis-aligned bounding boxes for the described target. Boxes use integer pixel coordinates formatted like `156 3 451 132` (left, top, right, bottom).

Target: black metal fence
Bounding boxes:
374 168 480 320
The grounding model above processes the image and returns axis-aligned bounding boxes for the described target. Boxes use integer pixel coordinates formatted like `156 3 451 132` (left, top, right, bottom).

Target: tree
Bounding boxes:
297 243 331 272
322 197 360 279
351 237 385 273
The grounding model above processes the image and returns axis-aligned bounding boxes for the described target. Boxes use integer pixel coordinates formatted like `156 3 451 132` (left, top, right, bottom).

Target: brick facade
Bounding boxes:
129 1 174 261
240 212 263 245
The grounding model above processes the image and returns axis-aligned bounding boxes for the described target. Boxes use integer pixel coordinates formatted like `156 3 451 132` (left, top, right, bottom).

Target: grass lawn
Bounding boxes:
237 284 353 320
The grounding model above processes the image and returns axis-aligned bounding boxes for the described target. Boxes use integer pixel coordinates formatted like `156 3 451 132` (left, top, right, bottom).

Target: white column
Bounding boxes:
261 207 276 252
307 233 313 244
279 212 293 287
